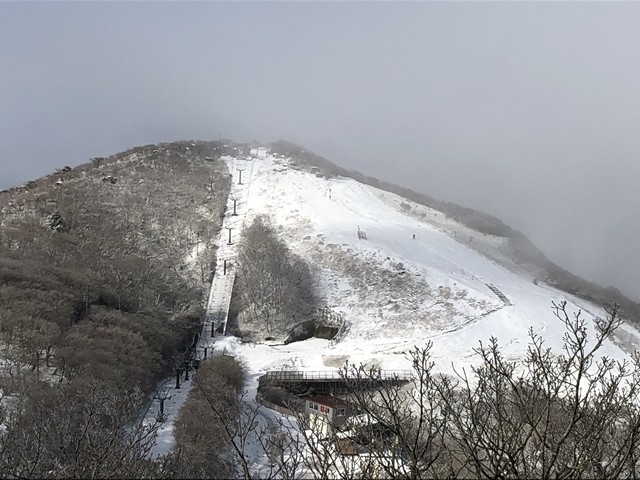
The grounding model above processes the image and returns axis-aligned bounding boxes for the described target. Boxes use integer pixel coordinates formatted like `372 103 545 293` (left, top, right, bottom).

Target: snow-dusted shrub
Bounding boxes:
46 210 64 232
0 379 161 478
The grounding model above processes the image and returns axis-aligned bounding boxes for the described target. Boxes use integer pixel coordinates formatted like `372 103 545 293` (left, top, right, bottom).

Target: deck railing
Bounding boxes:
263 369 412 382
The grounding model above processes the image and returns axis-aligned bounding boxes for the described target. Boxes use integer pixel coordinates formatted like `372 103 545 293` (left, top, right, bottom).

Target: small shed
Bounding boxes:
306 395 351 437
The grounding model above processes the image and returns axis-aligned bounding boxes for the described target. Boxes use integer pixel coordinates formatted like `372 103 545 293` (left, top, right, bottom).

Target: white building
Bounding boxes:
306 395 350 437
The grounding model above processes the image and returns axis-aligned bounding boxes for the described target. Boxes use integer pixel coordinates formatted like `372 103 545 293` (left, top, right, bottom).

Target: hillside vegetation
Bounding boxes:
232 215 319 341
0 140 231 476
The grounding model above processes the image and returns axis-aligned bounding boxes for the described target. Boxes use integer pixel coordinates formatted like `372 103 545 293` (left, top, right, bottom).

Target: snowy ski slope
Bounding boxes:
213 153 640 381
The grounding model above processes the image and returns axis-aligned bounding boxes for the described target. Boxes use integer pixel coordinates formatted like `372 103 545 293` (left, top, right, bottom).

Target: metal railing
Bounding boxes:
263 370 412 382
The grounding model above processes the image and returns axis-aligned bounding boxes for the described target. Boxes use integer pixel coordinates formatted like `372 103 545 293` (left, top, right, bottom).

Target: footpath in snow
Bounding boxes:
145 153 262 457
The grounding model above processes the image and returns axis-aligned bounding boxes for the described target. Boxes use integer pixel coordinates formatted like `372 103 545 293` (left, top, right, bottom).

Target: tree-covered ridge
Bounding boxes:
0 141 231 476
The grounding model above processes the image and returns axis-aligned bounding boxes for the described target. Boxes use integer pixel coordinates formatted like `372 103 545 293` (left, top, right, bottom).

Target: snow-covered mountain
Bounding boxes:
215 152 640 382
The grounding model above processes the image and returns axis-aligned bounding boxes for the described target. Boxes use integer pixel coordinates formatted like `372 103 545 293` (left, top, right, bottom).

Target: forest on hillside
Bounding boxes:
0 141 231 476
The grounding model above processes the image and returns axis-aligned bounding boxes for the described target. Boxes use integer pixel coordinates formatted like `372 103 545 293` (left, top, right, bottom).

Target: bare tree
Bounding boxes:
435 302 640 479
289 303 640 480
0 378 162 479
337 347 452 479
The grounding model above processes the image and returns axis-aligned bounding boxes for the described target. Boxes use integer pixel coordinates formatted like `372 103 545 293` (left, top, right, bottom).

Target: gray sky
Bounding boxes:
1 1 639 300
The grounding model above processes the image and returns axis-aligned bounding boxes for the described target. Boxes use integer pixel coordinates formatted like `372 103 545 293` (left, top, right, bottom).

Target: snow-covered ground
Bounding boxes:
148 151 640 458
230 153 640 380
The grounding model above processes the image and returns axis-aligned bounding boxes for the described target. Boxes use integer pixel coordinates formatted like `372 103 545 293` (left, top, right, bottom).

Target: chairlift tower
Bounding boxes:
236 164 246 185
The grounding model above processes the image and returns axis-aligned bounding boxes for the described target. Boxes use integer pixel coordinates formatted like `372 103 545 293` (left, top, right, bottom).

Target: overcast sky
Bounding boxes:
1 1 639 300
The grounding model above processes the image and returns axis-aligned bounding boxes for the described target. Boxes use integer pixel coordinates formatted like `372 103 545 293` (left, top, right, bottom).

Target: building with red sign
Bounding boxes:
306 395 352 437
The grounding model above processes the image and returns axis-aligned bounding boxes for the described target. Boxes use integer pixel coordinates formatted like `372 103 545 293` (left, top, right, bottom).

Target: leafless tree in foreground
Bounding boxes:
435 301 640 479
330 302 640 479
181 303 640 479
0 378 161 479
